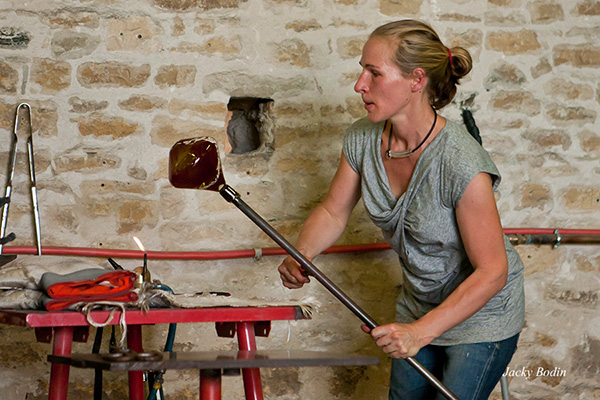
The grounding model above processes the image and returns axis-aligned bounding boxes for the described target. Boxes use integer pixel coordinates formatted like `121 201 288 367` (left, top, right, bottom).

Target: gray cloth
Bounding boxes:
343 117 524 345
38 268 108 293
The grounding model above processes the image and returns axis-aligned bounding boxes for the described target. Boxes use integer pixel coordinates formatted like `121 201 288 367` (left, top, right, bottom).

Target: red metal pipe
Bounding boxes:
49 326 74 400
127 325 145 400
237 321 263 400
199 369 222 400
2 228 599 261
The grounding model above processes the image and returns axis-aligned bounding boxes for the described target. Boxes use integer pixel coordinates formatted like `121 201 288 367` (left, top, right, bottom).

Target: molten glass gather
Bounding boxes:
168 136 225 191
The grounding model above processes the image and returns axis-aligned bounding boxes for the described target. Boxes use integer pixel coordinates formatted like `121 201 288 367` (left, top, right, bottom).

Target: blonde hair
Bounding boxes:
371 19 472 109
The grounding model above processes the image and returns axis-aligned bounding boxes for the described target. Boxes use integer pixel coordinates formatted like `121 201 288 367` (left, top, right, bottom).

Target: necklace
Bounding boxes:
386 110 437 159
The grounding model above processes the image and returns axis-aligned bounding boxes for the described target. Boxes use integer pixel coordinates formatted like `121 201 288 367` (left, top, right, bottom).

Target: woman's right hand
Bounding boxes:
277 256 311 289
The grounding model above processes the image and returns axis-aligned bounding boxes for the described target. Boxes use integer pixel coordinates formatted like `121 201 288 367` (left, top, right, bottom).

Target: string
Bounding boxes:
386 109 437 159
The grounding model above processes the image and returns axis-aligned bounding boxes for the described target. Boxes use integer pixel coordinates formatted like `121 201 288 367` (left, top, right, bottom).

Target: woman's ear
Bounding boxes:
410 68 427 92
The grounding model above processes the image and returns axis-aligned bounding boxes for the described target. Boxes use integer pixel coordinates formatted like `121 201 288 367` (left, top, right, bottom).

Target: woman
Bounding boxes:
278 19 524 400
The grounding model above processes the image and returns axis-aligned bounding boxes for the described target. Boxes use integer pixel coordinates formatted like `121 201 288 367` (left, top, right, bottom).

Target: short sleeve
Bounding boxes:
342 118 370 174
440 128 501 209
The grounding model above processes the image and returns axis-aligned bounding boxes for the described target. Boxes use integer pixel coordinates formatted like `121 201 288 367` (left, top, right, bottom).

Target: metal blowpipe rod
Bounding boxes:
219 184 459 400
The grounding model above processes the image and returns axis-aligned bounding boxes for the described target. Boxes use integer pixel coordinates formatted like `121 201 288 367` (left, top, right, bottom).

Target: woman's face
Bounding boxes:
354 36 414 123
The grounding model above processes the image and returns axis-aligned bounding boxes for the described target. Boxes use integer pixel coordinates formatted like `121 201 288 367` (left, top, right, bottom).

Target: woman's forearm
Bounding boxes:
294 153 362 259
294 204 352 258
412 266 508 346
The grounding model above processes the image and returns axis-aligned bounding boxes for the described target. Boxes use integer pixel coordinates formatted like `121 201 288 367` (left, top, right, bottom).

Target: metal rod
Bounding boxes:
0 104 20 254
219 184 459 400
26 106 42 255
508 234 600 247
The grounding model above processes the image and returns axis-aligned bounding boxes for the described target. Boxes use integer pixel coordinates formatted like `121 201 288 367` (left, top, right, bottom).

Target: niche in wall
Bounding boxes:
225 97 274 154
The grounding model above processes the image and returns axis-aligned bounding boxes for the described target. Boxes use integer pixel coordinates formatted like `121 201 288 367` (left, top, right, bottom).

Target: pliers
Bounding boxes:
0 102 42 256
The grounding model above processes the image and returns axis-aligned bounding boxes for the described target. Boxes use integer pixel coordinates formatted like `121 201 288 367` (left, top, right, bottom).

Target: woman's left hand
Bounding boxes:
361 323 427 358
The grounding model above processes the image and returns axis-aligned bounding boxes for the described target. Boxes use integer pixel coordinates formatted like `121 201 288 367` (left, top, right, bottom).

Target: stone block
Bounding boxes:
42 10 100 28
51 31 100 59
545 103 596 125
563 186 600 211
202 71 314 98
81 198 114 217
488 0 520 6
484 11 527 27
440 13 482 23
519 183 552 210
193 18 216 34
445 28 483 59
553 44 600 67
336 36 366 59
152 0 243 11
534 331 557 347
172 16 185 36
543 78 594 100
484 62 527 90
531 57 552 78
527 1 565 23
154 65 196 88
73 113 140 138
574 253 600 273
274 39 311 68
526 358 565 387
31 58 71 93
80 179 155 196
285 19 322 32
0 61 18 94
574 0 600 15
486 29 541 55
77 62 151 88
168 99 226 119
54 149 121 173
578 129 600 152
68 97 109 113
522 129 572 151
171 36 242 57
0 100 59 137
491 90 541 115
379 0 422 15
150 115 225 148
119 95 167 112
107 16 159 53
515 245 564 276
117 199 160 233
570 334 600 379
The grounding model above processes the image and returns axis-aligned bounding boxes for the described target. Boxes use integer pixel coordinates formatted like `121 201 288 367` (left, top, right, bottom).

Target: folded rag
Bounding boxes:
45 270 137 298
44 290 139 311
39 269 138 311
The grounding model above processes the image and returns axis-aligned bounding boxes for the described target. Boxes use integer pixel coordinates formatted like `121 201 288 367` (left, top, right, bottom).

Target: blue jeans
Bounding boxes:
389 333 519 400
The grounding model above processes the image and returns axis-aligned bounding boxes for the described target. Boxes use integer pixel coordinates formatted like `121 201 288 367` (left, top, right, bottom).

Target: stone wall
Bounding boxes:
0 0 599 399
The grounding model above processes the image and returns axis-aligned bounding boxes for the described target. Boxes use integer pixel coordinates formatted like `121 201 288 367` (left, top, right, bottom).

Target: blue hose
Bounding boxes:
148 284 177 400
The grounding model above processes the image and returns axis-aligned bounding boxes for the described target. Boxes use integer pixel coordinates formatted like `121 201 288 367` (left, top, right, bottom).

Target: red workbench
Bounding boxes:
0 306 308 400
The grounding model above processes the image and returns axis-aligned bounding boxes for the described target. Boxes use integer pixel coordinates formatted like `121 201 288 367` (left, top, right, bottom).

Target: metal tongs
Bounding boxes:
0 102 42 256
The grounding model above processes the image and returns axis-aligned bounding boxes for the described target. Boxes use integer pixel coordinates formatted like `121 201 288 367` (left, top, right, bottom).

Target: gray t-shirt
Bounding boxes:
343 117 524 345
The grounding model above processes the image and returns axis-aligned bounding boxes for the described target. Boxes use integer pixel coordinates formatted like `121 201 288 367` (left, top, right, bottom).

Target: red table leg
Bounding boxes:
236 321 264 400
127 325 144 400
49 326 74 400
200 369 222 400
